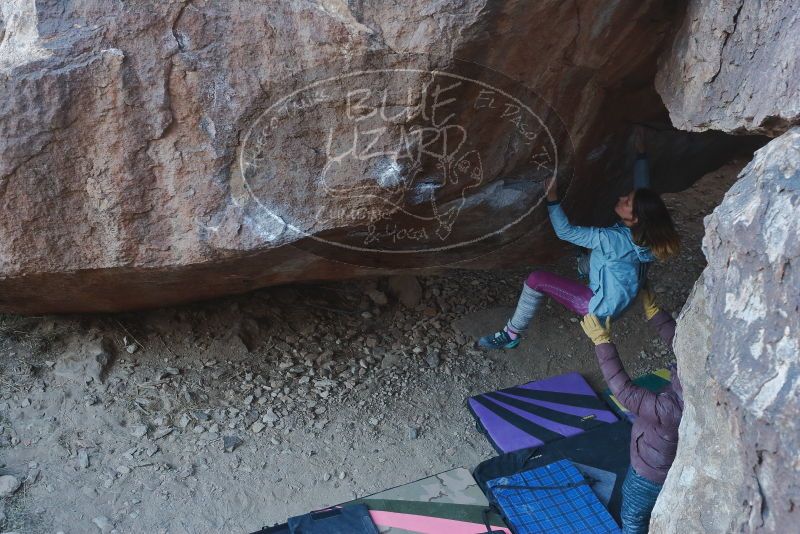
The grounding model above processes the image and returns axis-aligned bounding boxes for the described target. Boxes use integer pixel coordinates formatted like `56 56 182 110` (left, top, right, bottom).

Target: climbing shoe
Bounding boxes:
475 330 520 350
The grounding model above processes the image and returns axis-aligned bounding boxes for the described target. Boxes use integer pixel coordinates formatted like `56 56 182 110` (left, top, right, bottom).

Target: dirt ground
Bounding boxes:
0 162 743 534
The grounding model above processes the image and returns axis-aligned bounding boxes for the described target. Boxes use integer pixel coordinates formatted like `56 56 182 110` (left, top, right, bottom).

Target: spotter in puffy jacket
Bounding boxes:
580 287 683 534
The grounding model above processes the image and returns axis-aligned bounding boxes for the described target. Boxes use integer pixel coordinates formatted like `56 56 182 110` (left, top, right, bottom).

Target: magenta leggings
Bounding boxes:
525 271 593 316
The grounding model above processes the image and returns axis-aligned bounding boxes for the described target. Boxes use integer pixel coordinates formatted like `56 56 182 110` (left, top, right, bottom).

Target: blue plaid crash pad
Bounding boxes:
487 459 620 534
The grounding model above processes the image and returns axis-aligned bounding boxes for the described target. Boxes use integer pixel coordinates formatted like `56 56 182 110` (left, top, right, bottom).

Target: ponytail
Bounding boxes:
631 188 680 261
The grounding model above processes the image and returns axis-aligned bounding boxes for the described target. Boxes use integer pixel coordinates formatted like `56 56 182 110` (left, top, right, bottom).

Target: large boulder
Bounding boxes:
652 2 800 529
0 0 755 314
656 0 800 135
651 129 800 532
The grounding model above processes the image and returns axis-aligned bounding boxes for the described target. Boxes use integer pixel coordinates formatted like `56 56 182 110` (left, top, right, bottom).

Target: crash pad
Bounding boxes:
467 372 618 453
474 420 632 524
351 467 510 534
486 459 620 534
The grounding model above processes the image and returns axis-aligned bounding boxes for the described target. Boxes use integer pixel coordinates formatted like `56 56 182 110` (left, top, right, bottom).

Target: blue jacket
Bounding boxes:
547 202 654 318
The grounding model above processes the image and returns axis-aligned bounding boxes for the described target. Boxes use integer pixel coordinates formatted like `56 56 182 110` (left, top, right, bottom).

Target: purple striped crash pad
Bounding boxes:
467 372 618 453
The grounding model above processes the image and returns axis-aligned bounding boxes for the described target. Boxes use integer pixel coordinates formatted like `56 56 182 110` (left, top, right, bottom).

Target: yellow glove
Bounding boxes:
580 314 612 345
641 286 660 321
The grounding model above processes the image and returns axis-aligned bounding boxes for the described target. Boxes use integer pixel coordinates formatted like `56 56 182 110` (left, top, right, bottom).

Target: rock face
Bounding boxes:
656 0 800 135
0 474 21 497
652 3 800 529
1 0 757 314
53 335 114 384
651 129 800 532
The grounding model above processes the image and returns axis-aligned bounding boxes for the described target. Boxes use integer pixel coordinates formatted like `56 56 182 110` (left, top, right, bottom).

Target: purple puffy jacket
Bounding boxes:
594 311 683 484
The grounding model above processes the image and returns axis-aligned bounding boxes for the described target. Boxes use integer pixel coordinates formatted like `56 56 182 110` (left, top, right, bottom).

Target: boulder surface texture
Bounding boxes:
651 128 799 533
656 0 800 135
1 0 741 313
650 2 799 530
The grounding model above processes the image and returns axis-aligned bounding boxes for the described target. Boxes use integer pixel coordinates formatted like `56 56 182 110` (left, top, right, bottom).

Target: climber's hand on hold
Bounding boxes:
580 314 612 345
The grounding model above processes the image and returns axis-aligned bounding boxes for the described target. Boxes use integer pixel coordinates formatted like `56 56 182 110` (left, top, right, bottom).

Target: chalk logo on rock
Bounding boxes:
240 55 573 268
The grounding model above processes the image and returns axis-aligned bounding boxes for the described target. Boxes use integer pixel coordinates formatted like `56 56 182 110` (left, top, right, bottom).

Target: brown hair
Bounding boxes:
631 188 680 260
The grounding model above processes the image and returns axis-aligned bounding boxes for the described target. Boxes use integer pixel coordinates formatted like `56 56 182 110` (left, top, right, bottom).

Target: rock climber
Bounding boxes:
475 127 680 349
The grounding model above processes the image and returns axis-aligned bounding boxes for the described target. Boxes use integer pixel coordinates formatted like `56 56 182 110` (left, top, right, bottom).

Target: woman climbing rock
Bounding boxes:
580 292 683 534
475 127 680 349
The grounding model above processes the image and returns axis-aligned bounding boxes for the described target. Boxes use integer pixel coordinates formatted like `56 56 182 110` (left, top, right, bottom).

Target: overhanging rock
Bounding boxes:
0 1 758 313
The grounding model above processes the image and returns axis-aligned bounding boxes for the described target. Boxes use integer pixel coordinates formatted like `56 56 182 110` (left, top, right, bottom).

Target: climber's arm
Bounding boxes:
595 342 661 420
546 202 602 249
633 125 651 189
543 174 604 249
633 153 650 189
581 315 661 421
641 286 677 346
